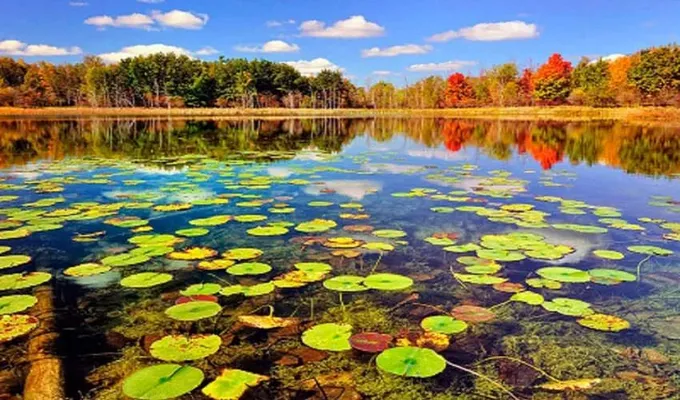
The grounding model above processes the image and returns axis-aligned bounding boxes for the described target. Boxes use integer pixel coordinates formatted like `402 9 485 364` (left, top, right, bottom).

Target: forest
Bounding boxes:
0 44 679 109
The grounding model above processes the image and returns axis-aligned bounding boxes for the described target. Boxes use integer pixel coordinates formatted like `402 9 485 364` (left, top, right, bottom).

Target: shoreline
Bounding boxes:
1 106 679 125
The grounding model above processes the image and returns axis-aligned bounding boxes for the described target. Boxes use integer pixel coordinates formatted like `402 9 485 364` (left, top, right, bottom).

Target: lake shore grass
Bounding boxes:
1 106 679 125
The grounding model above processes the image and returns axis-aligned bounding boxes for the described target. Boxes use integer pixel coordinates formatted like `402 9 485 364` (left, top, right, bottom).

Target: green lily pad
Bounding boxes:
592 250 625 260
510 291 544 305
552 224 608 234
536 267 590 283
0 272 52 291
201 369 269 400
246 226 288 236
129 234 181 247
176 228 209 237
294 262 332 274
308 201 334 207
102 253 150 267
302 323 352 351
130 246 174 258
223 248 263 261
424 237 456 246
0 228 31 240
443 243 481 253
227 262 272 276
0 294 38 315
180 283 222 296
588 269 636 284
376 347 446 378
526 277 562 290
121 272 173 288
421 316 468 335
323 275 367 292
165 301 222 321
150 334 222 361
542 298 593 317
454 273 508 285
0 255 31 270
373 229 407 239
295 219 337 233
0 314 39 343
577 314 630 332
0 246 10 255
364 273 413 291
64 263 111 277
362 242 395 251
234 214 268 223
189 215 231 226
627 245 673 256
476 249 526 262
122 364 204 400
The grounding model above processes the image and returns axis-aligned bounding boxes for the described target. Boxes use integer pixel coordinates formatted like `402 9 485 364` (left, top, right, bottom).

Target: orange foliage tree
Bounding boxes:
445 73 474 107
533 54 573 104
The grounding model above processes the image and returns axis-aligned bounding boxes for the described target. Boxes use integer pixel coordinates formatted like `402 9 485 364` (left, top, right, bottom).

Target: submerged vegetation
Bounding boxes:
0 118 679 399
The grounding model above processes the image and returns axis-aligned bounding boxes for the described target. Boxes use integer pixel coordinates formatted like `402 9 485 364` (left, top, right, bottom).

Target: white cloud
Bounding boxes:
195 46 219 56
373 70 393 76
152 10 208 30
69 2 88 6
407 60 476 72
362 44 432 58
0 40 82 56
299 15 384 38
428 21 538 42
85 10 208 30
235 40 300 53
283 58 343 76
266 19 295 28
98 44 193 63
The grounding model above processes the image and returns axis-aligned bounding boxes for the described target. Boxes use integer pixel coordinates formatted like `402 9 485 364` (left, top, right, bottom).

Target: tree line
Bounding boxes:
1 44 679 109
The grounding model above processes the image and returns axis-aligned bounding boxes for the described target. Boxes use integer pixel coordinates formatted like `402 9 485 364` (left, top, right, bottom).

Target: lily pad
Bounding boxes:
454 273 508 285
349 332 392 353
323 275 367 292
189 215 231 226
247 226 289 236
552 224 608 234
223 248 263 261
201 369 269 400
129 234 182 247
176 228 209 237
121 272 173 288
233 214 268 223
443 243 481 253
168 247 217 261
577 313 630 332
198 259 236 271
421 316 468 335
0 255 31 270
237 315 298 329
64 263 111 277
180 283 222 296
510 291 544 305
588 269 636 284
538 378 602 391
0 314 39 343
376 347 446 378
476 249 526 262
526 278 562 290
362 242 395 251
542 298 593 317
592 250 625 260
150 334 222 361
364 273 413 291
295 219 337 233
0 272 52 291
227 262 272 276
451 305 496 322
294 262 332 274
122 364 204 400
627 245 673 256
165 301 222 321
536 267 590 283
302 323 352 351
373 229 407 239
0 294 38 315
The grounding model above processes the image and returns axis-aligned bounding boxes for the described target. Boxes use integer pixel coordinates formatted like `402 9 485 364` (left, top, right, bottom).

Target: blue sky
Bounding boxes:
1 0 679 84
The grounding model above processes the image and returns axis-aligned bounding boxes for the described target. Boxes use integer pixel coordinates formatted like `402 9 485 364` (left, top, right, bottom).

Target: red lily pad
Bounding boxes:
349 332 393 353
175 295 219 305
451 305 496 323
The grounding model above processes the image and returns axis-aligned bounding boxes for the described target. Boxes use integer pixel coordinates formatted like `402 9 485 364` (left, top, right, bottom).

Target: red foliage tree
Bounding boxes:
445 73 474 107
518 68 534 105
533 54 573 104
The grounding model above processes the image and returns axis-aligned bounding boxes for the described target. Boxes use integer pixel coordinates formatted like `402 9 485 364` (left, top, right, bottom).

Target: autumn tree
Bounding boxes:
628 45 680 105
570 58 613 106
445 73 474 107
533 53 573 104
518 68 534 105
486 63 519 106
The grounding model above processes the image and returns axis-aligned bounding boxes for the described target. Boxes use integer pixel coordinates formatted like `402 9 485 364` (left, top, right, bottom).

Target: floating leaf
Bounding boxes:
331 249 362 258
189 215 231 227
592 250 624 260
538 378 601 391
295 219 337 233
123 364 204 400
323 275 366 292
227 262 272 276
510 291 544 305
364 273 413 291
454 273 507 285
349 332 392 353
0 272 52 291
234 214 268 223
176 228 209 237
237 315 298 329
198 259 236 271
627 245 673 256
150 334 222 361
0 255 31 270
168 247 217 261
130 246 173 257
180 283 222 296
0 294 37 315
424 237 456 246
121 272 172 288
362 242 395 251
165 301 222 321
0 228 31 240
376 347 446 378
302 323 352 351
323 237 363 249
542 298 593 317
577 314 630 332
373 229 407 239
308 201 334 207
64 263 111 277
588 269 636 284
154 203 193 212
476 249 526 262
0 314 39 342
223 248 263 261
0 246 11 255
247 226 288 236
294 262 332 274
443 243 481 253
451 305 495 322
129 234 182 247
202 369 269 400
536 267 590 283
526 277 562 290
421 316 468 335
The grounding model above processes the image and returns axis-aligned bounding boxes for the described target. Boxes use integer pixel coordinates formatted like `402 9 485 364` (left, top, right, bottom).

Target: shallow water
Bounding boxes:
1 118 679 400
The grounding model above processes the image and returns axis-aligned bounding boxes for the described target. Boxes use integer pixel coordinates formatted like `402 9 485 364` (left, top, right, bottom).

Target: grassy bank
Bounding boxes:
0 106 679 124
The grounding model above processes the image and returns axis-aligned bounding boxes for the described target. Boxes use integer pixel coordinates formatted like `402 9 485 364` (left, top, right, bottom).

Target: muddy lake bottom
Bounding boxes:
1 117 680 400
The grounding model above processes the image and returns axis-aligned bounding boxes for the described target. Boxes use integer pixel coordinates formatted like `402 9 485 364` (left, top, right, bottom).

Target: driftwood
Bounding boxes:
23 285 63 400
